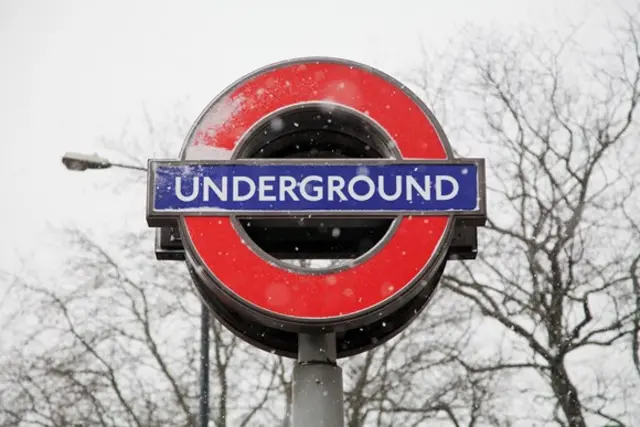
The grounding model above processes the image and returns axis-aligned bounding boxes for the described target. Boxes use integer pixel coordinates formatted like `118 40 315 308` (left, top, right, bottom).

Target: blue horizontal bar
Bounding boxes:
151 163 480 214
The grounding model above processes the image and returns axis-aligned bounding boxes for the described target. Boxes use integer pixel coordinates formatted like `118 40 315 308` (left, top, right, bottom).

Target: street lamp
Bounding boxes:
61 152 210 427
62 152 147 172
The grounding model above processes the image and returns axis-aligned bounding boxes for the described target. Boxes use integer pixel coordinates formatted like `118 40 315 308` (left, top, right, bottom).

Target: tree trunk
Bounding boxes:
550 361 587 427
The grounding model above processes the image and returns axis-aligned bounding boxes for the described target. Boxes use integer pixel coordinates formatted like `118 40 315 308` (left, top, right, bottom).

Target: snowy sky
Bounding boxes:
2 4 638 424
0 0 630 283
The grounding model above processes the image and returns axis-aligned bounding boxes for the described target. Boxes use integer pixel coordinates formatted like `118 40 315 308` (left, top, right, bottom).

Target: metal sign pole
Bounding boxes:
199 304 210 427
292 333 344 427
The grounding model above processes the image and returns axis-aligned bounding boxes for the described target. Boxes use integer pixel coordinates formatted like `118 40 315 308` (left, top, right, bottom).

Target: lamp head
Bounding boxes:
61 152 111 171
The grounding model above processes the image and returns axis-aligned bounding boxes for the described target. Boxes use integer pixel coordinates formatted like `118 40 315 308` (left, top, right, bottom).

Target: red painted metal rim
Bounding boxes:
182 59 450 320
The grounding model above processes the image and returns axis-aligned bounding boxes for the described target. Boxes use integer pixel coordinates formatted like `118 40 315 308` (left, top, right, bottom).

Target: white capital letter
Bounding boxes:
378 175 402 201
327 176 347 201
233 176 256 202
175 176 199 202
203 176 227 201
436 175 459 201
300 176 323 201
406 176 431 201
258 176 276 201
348 176 375 201
279 176 300 201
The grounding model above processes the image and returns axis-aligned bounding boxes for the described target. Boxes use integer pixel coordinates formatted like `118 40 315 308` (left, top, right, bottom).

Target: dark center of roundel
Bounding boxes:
235 103 396 267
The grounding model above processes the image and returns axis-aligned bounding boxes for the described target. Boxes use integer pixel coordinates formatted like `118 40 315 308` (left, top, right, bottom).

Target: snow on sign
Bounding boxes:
146 57 486 336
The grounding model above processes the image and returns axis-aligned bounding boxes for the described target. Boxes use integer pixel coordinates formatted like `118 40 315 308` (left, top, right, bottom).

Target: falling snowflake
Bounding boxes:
270 117 285 131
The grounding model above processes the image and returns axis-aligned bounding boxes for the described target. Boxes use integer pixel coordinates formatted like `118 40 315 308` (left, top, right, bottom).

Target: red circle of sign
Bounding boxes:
184 61 450 319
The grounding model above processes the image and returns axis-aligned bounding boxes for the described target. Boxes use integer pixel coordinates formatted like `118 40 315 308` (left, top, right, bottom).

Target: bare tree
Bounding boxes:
622 169 640 379
339 289 512 427
407 11 640 427
4 9 640 427
0 228 286 427
0 227 504 427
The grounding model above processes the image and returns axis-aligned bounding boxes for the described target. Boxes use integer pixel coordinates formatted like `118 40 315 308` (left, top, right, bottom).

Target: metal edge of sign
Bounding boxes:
475 157 487 226
145 158 486 227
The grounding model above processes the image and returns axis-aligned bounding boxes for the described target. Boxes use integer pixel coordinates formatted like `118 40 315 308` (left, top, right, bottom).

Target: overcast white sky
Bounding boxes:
2 3 638 424
0 0 631 283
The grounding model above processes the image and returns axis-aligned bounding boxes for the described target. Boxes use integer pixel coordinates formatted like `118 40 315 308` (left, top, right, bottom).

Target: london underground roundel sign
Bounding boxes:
147 57 486 334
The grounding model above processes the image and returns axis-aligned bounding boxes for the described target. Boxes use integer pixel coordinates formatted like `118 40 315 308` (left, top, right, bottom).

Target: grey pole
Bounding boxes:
199 303 210 427
292 333 344 427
